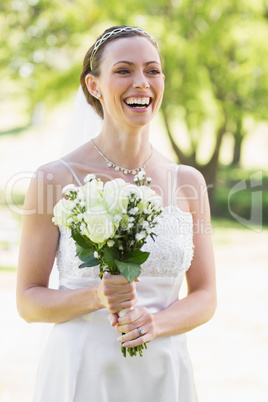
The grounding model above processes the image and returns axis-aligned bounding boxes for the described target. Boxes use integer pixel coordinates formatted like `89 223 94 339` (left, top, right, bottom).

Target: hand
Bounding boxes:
97 273 138 315
115 306 156 348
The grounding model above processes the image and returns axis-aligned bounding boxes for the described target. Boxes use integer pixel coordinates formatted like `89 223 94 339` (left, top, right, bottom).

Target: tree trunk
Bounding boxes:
231 134 243 166
231 119 244 166
161 106 227 214
161 106 196 166
198 123 227 213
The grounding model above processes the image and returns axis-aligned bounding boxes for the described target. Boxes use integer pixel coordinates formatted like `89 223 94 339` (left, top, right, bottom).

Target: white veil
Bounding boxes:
60 86 103 156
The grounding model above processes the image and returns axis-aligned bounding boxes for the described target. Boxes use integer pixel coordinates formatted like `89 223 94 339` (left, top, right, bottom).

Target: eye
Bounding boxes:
148 69 161 75
115 69 130 75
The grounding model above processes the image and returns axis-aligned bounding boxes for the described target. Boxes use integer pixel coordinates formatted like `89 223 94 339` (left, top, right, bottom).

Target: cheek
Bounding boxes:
155 81 165 101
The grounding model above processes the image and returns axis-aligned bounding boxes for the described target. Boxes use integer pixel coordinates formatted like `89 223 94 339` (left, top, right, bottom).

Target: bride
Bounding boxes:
17 25 217 402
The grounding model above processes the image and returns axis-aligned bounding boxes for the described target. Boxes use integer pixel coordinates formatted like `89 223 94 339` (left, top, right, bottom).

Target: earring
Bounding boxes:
96 93 101 98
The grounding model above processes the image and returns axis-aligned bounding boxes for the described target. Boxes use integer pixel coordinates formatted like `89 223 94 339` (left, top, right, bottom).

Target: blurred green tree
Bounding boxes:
1 0 267 208
142 0 268 204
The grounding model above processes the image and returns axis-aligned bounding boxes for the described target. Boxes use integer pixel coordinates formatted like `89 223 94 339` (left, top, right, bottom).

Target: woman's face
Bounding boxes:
95 36 165 128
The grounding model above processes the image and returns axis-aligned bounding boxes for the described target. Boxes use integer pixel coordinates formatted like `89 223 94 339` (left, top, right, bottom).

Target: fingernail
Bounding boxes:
108 315 113 325
123 342 129 347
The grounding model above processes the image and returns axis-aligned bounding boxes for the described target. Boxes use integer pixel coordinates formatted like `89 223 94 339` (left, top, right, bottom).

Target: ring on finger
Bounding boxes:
137 327 145 336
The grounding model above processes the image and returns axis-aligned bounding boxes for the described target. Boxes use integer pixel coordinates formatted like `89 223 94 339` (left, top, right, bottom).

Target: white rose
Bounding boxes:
78 179 103 209
83 205 115 244
140 186 162 208
103 178 129 213
53 198 75 227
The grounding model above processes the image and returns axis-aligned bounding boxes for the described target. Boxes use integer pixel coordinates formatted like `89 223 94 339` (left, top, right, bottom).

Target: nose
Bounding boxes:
133 71 150 89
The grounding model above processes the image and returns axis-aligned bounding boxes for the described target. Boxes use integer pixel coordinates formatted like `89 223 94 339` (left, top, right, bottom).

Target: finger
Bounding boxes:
117 306 145 325
109 296 138 314
122 334 149 348
108 313 118 326
102 281 136 296
103 273 132 285
118 326 147 343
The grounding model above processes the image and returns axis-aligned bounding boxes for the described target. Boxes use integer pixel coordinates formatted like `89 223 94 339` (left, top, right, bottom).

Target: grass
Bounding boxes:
0 266 17 273
214 165 268 226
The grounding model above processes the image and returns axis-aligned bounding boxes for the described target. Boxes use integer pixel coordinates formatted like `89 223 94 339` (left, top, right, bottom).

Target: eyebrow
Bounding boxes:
113 61 161 67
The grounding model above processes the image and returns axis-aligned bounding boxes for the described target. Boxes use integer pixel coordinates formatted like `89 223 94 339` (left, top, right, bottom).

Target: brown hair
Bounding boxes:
80 25 159 119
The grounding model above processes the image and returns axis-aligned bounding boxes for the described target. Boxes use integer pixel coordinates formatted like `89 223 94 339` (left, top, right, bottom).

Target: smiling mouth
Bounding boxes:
124 97 152 110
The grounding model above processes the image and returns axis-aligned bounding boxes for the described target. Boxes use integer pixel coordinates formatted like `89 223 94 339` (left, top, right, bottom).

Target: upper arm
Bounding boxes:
17 163 65 297
175 165 216 296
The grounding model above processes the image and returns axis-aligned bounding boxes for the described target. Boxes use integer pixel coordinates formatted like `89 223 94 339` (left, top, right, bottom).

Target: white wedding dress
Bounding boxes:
33 164 198 402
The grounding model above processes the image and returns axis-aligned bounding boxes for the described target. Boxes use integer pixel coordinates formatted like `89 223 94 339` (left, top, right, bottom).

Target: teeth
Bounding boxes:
125 97 150 106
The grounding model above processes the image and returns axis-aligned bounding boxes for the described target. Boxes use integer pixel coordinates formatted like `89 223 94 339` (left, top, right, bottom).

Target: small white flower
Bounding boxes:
77 213 84 222
84 174 96 183
137 170 146 180
129 217 135 222
67 217 73 224
62 184 78 194
80 201 86 207
146 227 152 234
80 222 86 233
119 244 123 250
147 177 152 183
121 209 127 214
141 220 149 229
144 207 152 214
114 214 122 222
107 239 115 247
135 231 146 241
127 223 134 230
93 251 100 259
129 207 139 215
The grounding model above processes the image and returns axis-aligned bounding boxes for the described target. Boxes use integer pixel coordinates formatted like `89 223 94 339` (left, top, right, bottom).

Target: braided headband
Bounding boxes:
90 26 158 70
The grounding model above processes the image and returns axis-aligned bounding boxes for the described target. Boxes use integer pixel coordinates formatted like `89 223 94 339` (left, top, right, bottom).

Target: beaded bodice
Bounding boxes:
56 205 194 279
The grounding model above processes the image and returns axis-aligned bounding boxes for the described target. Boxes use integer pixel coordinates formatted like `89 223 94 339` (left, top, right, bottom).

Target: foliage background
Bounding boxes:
0 0 267 401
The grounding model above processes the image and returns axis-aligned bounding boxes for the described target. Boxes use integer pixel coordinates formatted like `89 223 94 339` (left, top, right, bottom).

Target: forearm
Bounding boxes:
153 288 217 338
17 284 103 324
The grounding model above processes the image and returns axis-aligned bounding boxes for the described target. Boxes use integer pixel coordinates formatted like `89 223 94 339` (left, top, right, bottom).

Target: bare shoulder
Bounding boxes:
178 164 207 188
175 165 210 216
23 159 75 216
152 148 176 166
34 159 73 188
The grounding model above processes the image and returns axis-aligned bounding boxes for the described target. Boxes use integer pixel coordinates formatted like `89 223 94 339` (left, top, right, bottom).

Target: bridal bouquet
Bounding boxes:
53 170 162 357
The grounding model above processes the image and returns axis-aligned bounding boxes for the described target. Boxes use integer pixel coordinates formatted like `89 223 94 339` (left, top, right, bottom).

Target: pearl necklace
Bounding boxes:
91 139 153 175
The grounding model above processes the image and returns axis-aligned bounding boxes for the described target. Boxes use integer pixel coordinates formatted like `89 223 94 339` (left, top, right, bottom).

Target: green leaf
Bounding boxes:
103 247 119 268
78 257 100 269
114 260 141 283
76 244 95 262
71 229 92 249
122 250 150 265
